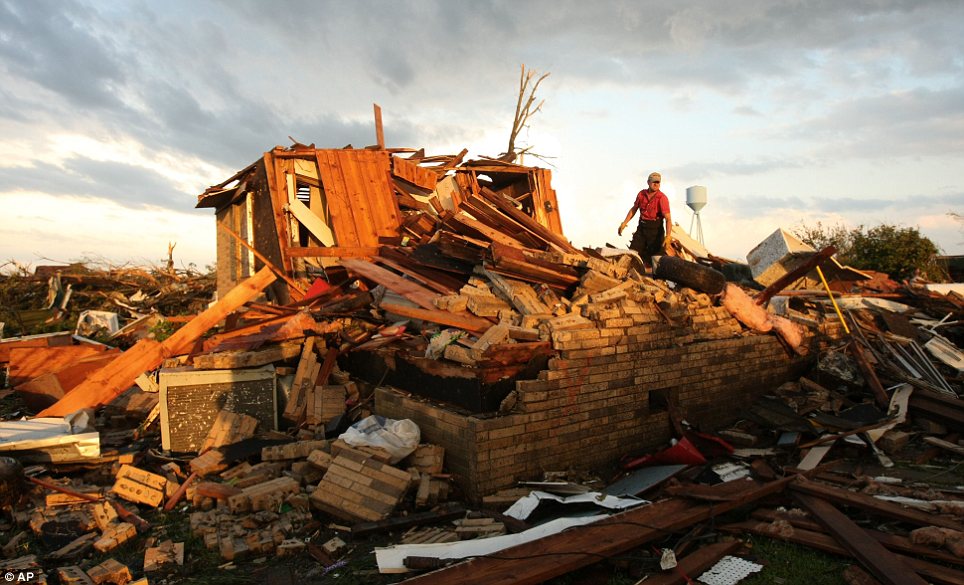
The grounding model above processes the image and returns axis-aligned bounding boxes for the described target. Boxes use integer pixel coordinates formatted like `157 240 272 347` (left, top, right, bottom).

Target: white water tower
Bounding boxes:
686 185 707 245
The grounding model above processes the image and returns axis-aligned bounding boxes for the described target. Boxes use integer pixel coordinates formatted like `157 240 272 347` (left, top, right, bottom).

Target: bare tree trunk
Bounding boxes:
503 65 549 163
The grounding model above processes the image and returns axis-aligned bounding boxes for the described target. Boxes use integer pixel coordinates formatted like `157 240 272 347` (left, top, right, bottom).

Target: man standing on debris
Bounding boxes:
618 171 672 261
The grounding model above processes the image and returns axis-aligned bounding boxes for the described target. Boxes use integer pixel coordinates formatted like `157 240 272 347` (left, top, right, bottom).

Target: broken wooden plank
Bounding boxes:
850 340 890 408
398 477 792 584
795 492 927 585
922 436 964 457
340 258 439 309
192 342 302 370
38 267 277 417
380 302 492 334
790 478 963 531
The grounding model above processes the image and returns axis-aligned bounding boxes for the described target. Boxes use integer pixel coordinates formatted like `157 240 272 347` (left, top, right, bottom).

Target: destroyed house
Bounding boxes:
191 140 838 502
196 145 564 303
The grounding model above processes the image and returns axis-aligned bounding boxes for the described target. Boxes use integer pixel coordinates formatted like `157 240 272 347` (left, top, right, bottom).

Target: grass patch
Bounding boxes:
741 536 848 585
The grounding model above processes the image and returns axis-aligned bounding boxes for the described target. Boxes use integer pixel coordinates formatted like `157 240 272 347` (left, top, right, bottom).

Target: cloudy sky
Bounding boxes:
2 0 962 271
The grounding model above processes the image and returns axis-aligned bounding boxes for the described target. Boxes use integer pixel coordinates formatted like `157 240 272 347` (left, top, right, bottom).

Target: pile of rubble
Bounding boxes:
1 139 962 584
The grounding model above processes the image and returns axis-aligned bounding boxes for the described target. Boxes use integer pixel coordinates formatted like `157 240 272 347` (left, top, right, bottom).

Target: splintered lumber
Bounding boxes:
380 302 492 333
340 258 440 309
790 478 963 531
310 448 412 522
38 267 276 417
487 243 580 288
795 493 926 585
392 155 438 191
191 342 302 370
478 187 577 254
399 477 793 585
850 340 890 408
201 311 320 353
283 337 319 422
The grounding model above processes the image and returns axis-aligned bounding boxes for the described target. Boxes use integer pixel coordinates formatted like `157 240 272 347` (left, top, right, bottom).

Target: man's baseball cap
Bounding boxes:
648 172 661 182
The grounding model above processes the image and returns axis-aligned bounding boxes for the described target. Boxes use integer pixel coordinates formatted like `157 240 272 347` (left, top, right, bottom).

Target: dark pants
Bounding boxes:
629 220 664 259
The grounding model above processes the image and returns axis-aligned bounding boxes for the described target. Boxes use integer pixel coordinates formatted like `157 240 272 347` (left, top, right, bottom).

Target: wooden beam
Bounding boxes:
850 340 890 408
374 103 385 149
287 246 379 258
793 493 928 585
37 267 277 417
285 197 335 246
789 478 963 531
379 303 493 334
340 258 440 310
263 153 295 276
219 222 305 300
399 477 793 585
754 246 836 306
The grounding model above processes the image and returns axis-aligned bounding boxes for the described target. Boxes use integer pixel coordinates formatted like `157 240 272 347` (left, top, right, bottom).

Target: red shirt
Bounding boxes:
634 189 670 221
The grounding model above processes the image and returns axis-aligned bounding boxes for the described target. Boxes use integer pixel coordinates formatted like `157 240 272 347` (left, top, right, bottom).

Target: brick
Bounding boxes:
86 559 131 585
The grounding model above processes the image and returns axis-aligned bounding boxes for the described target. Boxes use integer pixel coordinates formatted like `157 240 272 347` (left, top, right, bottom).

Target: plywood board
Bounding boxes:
8 345 110 387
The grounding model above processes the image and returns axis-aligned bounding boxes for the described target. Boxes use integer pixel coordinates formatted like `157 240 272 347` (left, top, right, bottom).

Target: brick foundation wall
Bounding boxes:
377 287 824 501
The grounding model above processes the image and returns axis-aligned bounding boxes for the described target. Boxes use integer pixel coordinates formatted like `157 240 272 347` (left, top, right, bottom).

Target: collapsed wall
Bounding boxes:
376 281 833 501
